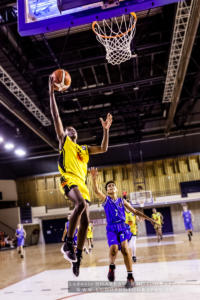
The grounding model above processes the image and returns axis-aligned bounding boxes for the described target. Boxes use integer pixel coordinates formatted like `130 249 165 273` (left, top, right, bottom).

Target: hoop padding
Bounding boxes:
92 12 137 65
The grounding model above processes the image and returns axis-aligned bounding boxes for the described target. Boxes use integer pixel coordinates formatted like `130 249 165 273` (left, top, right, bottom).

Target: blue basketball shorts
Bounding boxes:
106 222 128 249
125 223 133 241
17 238 24 247
184 222 193 231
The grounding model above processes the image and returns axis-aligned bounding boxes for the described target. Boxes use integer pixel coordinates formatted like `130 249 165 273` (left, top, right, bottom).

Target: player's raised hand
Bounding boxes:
99 113 112 130
49 75 54 93
90 167 98 179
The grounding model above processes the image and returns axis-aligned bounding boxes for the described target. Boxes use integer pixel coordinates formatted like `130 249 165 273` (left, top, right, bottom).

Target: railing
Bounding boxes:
0 221 15 233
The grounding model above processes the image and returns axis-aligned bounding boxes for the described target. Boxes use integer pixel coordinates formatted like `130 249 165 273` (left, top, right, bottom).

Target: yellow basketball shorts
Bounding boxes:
130 225 137 236
154 224 162 230
87 233 93 239
60 173 90 202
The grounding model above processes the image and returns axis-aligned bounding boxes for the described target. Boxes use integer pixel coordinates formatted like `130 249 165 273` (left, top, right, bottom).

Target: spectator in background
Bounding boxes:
4 234 15 248
122 191 127 200
0 231 5 249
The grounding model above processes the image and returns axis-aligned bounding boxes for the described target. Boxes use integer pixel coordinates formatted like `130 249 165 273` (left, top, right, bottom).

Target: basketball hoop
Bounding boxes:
92 12 137 65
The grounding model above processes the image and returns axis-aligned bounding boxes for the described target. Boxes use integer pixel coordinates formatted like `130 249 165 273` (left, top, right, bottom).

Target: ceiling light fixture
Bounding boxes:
15 149 26 157
4 142 15 150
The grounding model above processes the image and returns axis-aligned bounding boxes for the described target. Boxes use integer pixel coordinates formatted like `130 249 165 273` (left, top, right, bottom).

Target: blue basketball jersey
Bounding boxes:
16 228 24 239
182 211 192 224
65 221 78 239
102 196 126 225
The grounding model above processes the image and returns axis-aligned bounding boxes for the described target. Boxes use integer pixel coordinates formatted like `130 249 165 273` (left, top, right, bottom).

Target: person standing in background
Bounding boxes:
16 224 26 259
182 205 194 241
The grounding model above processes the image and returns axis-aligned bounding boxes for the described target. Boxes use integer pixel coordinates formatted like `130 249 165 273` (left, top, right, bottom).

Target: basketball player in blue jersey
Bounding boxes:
49 77 112 276
182 205 194 241
62 215 78 254
15 224 26 259
91 167 156 288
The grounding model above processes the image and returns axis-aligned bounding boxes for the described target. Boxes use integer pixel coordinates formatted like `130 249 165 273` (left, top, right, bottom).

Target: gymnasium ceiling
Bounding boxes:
0 1 200 177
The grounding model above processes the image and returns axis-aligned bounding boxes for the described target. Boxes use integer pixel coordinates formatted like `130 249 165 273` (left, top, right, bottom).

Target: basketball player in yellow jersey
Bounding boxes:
87 222 94 251
125 209 141 262
152 208 163 242
49 76 112 276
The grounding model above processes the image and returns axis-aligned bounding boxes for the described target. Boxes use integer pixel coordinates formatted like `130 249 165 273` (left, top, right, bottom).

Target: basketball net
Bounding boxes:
92 12 137 65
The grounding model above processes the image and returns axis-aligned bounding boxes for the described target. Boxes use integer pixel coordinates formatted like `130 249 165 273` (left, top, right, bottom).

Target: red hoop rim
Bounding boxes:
92 12 137 39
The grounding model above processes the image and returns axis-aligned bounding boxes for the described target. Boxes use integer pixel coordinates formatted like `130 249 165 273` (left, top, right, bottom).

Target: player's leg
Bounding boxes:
91 238 94 248
158 226 162 241
155 226 160 242
62 187 87 262
20 245 24 258
89 239 92 252
67 187 87 238
17 244 20 254
72 203 89 277
106 230 119 282
121 240 135 288
187 229 192 241
128 235 137 262
83 244 89 254
108 244 118 282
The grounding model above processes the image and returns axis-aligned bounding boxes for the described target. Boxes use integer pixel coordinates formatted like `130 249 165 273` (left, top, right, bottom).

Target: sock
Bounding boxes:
127 271 133 279
109 264 115 270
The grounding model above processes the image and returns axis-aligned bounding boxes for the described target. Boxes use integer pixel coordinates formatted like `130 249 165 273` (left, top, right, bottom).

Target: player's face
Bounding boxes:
152 209 156 213
183 206 187 211
65 127 78 141
107 183 117 194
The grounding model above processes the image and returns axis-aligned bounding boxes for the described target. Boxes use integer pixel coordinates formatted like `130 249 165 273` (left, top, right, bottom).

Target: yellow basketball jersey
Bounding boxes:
58 136 89 182
87 224 93 238
152 212 162 225
125 211 137 236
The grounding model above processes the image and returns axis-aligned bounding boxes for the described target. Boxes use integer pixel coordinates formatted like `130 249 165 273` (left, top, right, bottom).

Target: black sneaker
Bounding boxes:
18 250 21 254
132 256 137 263
108 264 115 282
61 241 77 262
125 277 135 288
91 244 94 248
20 254 24 259
72 254 82 277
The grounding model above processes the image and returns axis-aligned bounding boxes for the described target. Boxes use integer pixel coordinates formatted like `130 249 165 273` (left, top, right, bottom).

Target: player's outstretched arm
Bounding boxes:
88 113 112 155
124 200 157 225
90 167 106 202
49 76 65 148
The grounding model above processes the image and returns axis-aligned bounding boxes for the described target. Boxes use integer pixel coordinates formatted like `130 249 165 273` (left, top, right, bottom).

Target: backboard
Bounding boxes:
130 190 153 207
18 0 183 36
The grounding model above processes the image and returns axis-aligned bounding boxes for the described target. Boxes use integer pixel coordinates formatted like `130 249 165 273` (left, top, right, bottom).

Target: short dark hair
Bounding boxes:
105 180 116 191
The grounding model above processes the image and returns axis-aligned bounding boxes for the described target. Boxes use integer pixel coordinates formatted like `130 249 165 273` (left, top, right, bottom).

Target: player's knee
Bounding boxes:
121 246 129 256
110 247 118 256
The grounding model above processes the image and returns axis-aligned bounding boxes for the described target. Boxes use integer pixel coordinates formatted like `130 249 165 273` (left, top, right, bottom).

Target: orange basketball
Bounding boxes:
51 69 71 92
